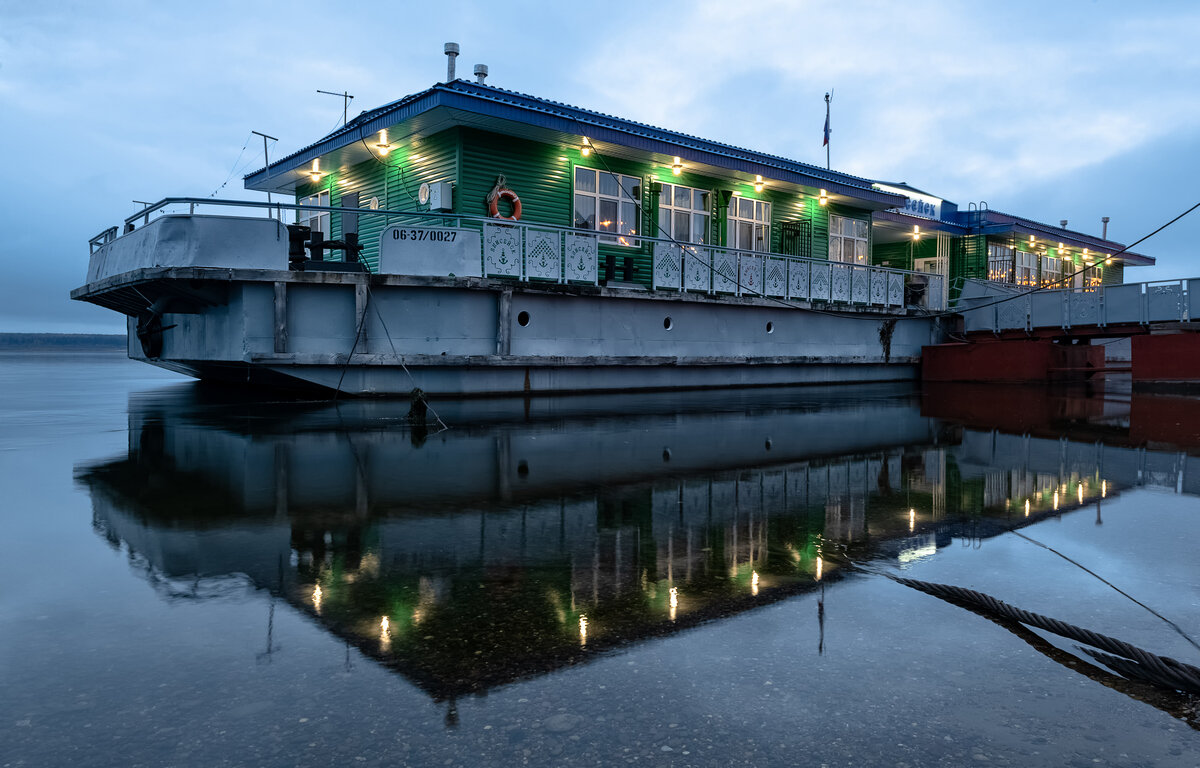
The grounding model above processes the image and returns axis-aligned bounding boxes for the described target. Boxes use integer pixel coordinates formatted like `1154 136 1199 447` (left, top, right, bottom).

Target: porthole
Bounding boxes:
517 460 529 477
765 438 773 451
664 316 673 330
517 311 530 327
766 321 775 334
662 448 672 462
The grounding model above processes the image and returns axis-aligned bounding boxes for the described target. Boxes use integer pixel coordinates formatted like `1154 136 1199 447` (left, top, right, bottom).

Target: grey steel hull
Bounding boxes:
77 267 939 396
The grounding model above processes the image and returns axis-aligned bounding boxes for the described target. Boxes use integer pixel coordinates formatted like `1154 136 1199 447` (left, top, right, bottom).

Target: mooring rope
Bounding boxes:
892 577 1200 695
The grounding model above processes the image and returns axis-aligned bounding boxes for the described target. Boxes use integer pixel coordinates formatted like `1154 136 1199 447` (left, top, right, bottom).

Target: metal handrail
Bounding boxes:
114 196 935 285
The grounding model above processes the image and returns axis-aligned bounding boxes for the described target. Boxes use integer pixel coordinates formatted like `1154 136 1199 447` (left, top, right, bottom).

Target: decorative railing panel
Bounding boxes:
1148 283 1184 322
712 250 738 294
653 243 683 291
564 233 598 284
869 269 887 306
684 247 711 293
887 272 904 307
851 267 870 304
1068 291 1100 326
788 260 809 300
831 264 852 303
739 252 763 297
524 228 561 282
997 295 1029 330
764 257 788 298
810 263 831 302
483 222 522 278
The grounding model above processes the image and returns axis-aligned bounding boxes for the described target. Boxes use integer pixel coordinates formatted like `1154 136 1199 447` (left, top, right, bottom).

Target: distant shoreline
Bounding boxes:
0 333 126 351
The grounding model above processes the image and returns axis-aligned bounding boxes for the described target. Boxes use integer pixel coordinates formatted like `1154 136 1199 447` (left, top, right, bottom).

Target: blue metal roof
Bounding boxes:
243 80 905 207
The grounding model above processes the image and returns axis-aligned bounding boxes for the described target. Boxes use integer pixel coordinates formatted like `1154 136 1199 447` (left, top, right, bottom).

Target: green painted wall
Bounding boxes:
294 121 877 283
295 129 461 272
872 238 936 271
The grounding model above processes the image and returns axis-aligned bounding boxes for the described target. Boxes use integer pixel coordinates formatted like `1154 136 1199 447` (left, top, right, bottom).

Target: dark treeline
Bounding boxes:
0 333 125 351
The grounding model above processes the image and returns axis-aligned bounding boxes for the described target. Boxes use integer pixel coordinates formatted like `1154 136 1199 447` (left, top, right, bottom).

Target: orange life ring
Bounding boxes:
488 188 522 220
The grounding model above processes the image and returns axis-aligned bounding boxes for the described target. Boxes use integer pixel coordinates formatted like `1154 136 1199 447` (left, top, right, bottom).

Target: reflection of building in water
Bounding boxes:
80 383 1200 702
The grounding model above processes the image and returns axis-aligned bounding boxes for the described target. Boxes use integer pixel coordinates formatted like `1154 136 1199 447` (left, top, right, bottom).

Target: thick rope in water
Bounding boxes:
892 577 1200 695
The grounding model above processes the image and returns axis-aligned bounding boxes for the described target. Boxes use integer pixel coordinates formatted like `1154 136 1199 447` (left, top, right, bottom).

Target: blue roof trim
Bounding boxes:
244 81 905 207
973 209 1153 265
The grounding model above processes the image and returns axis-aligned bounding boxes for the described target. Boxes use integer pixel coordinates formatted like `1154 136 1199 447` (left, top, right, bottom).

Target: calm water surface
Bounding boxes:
3 351 1199 767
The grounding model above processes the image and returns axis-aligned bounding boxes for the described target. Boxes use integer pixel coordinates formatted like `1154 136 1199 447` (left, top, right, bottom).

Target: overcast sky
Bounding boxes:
2 0 1198 333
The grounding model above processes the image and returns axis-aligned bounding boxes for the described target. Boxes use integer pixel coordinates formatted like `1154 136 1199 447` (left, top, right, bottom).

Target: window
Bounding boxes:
1041 255 1063 287
988 244 1014 282
1015 250 1037 286
727 196 770 251
1085 265 1103 289
298 190 330 237
828 214 868 264
657 183 710 244
574 167 640 246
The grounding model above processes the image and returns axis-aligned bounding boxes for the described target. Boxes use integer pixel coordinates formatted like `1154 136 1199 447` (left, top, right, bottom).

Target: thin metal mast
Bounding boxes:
317 90 354 126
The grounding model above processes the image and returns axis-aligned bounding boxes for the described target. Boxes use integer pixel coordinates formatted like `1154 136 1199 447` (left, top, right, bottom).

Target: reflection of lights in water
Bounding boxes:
1024 499 1030 517
898 536 938 566
909 508 915 532
312 584 323 613
1078 485 1083 504
816 557 823 581
751 571 760 596
579 615 588 647
413 608 424 624
669 587 678 621
380 616 391 649
1102 480 1107 498
1053 491 1059 510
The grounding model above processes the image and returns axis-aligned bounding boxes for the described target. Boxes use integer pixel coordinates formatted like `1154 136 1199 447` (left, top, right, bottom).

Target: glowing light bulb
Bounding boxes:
581 137 591 157
818 189 828 206
912 225 920 242
375 129 390 156
672 157 682 176
754 175 764 193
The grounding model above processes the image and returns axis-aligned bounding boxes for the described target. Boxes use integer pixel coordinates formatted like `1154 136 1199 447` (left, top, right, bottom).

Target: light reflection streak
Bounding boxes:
579 615 588 647
380 616 391 650
909 508 915 532
816 557 823 581
312 584 323 613
1024 499 1030 517
751 571 760 596
669 587 678 621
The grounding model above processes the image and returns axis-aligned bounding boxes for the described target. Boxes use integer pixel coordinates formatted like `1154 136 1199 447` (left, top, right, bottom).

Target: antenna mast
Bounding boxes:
317 90 354 126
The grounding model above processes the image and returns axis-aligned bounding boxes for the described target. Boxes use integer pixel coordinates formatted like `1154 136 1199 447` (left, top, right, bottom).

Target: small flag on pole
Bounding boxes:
822 92 831 147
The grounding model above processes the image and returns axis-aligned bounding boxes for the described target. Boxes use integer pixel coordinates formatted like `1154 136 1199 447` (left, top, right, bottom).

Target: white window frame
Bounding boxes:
298 190 331 237
1041 255 1063 287
658 182 710 244
828 214 868 265
727 195 770 252
1015 250 1037 286
573 166 641 246
988 243 1014 282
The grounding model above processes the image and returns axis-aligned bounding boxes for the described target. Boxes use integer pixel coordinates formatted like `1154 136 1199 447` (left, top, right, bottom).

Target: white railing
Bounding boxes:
97 197 944 310
959 278 1199 333
651 242 942 310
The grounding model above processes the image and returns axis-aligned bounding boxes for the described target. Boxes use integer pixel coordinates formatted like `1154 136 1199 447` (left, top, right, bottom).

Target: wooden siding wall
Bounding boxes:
872 238 936 271
293 123 877 283
295 129 460 272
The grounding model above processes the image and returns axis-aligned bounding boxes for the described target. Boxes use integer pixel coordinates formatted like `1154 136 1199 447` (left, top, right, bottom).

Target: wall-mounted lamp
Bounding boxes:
753 175 764 193
672 156 683 176
912 225 920 241
818 189 828 206
581 137 592 157
375 129 390 156
309 158 324 182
